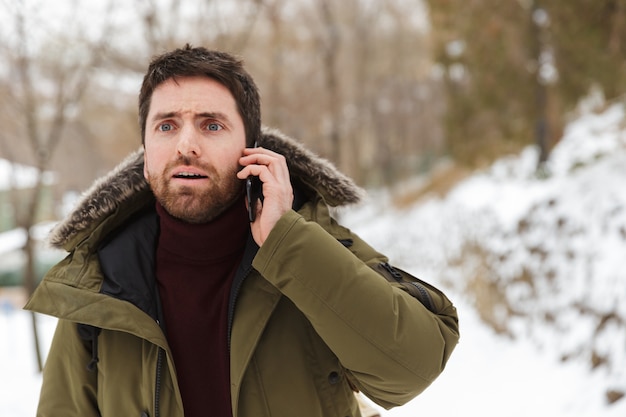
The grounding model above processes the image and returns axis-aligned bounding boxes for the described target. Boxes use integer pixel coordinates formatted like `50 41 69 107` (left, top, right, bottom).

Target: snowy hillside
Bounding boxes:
342 96 626 415
1 97 625 416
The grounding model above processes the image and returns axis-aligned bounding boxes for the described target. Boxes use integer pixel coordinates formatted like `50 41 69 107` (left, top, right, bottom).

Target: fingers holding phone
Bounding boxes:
238 146 294 246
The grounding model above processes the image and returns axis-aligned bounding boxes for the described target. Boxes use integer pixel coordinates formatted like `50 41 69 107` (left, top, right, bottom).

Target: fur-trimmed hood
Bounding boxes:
48 127 365 250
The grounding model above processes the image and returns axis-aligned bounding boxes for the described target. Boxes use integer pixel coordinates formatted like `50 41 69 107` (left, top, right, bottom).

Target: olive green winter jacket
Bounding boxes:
25 128 459 417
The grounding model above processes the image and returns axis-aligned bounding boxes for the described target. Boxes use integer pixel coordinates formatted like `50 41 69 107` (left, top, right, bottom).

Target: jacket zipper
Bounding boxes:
154 345 164 417
406 281 435 312
380 262 436 312
153 313 166 417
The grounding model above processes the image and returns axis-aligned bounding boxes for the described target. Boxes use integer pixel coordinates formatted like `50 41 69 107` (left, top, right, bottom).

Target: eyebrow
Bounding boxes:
150 111 233 127
199 112 232 126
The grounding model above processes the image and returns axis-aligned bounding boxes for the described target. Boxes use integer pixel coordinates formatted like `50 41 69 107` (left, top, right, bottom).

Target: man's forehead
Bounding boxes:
149 77 237 112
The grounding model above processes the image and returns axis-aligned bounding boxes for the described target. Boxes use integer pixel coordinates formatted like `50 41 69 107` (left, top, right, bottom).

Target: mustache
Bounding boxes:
166 155 214 173
178 154 196 166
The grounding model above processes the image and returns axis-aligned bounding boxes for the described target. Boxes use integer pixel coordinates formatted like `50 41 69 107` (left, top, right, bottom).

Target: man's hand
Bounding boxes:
238 146 294 246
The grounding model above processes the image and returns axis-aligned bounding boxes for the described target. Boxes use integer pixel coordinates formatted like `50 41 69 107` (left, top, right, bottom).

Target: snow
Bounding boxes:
0 223 57 256
0 310 56 417
0 159 54 191
0 158 37 190
0 229 27 256
2 99 626 416
377 302 625 417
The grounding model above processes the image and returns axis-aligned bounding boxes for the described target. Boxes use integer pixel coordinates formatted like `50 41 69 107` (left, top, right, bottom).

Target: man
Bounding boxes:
26 45 459 417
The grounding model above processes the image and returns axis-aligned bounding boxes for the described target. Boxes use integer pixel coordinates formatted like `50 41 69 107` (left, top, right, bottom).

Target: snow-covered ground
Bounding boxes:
0 308 56 417
1 96 625 416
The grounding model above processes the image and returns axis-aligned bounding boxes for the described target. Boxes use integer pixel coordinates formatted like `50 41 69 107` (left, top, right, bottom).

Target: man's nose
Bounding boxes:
176 126 201 157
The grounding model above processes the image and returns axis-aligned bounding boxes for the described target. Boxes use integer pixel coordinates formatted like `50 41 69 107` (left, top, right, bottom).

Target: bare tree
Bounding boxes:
1 0 114 371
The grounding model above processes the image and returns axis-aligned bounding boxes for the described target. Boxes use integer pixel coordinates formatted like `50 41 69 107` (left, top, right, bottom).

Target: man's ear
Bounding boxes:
143 148 149 181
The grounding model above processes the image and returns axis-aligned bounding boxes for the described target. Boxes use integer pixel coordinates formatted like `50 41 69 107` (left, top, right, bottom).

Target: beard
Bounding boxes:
146 156 243 224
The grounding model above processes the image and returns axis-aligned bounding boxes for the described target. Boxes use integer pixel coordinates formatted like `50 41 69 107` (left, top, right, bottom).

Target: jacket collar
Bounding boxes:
48 127 365 251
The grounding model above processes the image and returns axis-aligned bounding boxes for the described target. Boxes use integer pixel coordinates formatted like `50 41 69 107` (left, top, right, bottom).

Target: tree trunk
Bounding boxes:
23 172 46 371
318 0 341 165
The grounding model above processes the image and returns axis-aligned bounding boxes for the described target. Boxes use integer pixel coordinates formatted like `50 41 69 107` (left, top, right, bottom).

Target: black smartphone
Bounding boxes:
246 142 263 222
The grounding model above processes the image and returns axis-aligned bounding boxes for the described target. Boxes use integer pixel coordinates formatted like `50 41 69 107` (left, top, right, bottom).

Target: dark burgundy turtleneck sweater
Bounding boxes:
155 196 249 417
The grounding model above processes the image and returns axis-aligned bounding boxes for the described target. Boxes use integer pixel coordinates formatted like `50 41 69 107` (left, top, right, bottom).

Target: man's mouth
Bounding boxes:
173 172 208 179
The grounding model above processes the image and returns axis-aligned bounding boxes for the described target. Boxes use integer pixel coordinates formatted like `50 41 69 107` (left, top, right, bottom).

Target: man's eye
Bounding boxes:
158 123 173 132
207 123 223 131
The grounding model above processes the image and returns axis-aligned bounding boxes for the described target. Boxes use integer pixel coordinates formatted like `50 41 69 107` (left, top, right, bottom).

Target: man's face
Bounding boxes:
143 76 246 223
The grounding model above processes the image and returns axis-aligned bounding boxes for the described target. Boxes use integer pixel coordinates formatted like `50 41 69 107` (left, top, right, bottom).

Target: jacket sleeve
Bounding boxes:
252 209 459 409
37 319 100 417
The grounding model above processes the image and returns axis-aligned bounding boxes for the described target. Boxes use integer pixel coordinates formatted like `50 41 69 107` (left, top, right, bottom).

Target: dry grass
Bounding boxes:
392 163 471 208
448 241 518 337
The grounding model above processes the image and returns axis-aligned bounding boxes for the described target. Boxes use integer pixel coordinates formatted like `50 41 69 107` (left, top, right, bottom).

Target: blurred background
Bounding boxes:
0 0 625 415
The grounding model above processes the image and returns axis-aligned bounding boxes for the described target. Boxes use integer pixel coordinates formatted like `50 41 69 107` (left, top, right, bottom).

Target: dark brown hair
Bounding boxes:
138 44 261 147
